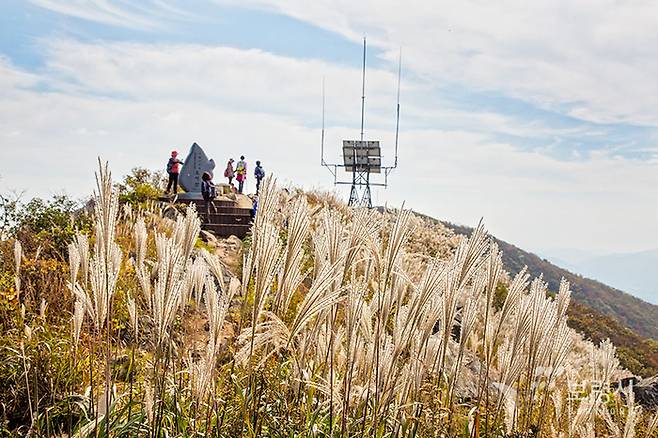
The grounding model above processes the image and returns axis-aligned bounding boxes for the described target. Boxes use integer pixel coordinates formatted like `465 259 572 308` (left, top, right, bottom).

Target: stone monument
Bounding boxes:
178 142 216 199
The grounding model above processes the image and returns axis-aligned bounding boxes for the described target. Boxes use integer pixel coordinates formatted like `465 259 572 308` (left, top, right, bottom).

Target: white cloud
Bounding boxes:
41 39 584 145
0 57 40 90
25 1 658 125
1 41 657 255
216 0 658 127
42 39 403 130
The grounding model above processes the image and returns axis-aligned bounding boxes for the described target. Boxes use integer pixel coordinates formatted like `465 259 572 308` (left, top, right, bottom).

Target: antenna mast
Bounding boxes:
394 48 401 168
320 39 402 209
360 38 366 142
321 77 325 165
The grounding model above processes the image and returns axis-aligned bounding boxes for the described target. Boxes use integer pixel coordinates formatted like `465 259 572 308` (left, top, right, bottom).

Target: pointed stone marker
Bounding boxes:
178 142 216 199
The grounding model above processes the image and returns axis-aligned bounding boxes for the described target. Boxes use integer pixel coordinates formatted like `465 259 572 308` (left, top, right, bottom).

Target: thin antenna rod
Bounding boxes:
360 37 366 142
321 77 326 165
394 47 401 168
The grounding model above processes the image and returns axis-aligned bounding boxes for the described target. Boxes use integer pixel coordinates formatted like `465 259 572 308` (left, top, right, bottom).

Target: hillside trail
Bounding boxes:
182 232 243 356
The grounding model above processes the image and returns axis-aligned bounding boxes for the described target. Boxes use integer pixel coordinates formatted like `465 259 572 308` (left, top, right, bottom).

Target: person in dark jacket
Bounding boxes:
201 172 216 222
165 150 184 195
254 160 265 194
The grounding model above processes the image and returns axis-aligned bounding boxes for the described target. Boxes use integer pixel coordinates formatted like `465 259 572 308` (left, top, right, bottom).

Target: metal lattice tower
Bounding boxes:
321 39 401 209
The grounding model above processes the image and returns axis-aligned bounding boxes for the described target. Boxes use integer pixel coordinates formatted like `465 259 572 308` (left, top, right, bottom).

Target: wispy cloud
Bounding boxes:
26 0 185 29
218 0 658 127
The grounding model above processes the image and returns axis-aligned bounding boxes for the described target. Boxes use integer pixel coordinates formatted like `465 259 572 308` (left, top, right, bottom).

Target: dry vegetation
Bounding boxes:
1 161 657 437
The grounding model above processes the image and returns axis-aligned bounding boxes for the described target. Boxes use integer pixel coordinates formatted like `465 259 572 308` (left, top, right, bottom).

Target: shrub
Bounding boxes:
116 167 166 207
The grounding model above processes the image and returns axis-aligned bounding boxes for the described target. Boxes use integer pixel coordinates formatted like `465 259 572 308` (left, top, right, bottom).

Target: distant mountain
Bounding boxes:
439 222 658 341
541 249 658 305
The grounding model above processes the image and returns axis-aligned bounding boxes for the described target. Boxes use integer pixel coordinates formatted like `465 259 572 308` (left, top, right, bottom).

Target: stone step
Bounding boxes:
201 223 251 239
160 197 237 208
183 199 236 208
198 213 252 225
198 206 252 216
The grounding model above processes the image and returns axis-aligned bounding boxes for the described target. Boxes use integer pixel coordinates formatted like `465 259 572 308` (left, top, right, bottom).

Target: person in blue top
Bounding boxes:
254 160 265 194
250 195 258 221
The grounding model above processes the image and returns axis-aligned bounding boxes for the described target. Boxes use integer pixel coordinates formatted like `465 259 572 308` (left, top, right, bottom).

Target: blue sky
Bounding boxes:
1 0 658 263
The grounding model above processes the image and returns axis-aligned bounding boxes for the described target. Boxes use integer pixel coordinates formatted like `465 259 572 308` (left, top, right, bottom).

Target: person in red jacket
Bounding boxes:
165 150 184 195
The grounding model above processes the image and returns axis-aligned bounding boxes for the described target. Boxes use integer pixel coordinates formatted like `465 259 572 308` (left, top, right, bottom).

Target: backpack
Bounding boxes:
202 180 217 200
166 158 174 173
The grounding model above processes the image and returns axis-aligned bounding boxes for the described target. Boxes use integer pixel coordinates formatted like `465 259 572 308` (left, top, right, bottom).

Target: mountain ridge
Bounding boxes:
438 220 658 341
541 248 658 305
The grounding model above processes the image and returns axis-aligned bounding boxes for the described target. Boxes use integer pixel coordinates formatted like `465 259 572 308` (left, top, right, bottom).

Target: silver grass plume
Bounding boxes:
451 280 483 381
68 240 81 290
274 195 311 316
201 248 227 292
495 279 534 414
189 276 237 402
74 233 90 287
205 275 237 354
622 387 640 438
93 160 120 262
248 220 283 329
235 311 291 366
39 298 47 320
187 255 208 306
380 208 415 289
524 278 558 389
595 338 619 388
172 204 201 260
134 217 148 268
127 292 138 339
287 258 345 346
569 391 599 437
313 209 348 275
72 160 123 331
68 240 83 346
435 222 489 375
252 175 280 234
599 386 641 438
73 300 85 348
151 232 188 348
344 208 381 276
482 242 504 358
241 174 280 302
189 347 216 403
86 241 123 330
13 240 22 297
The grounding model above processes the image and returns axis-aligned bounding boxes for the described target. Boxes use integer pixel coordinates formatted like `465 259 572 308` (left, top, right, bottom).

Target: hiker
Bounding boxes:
201 171 217 222
250 195 258 221
224 158 235 185
165 150 184 195
236 155 247 194
254 160 265 194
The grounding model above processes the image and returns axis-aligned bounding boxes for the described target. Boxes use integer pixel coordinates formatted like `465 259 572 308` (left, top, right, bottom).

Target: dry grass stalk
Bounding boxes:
14 240 22 297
